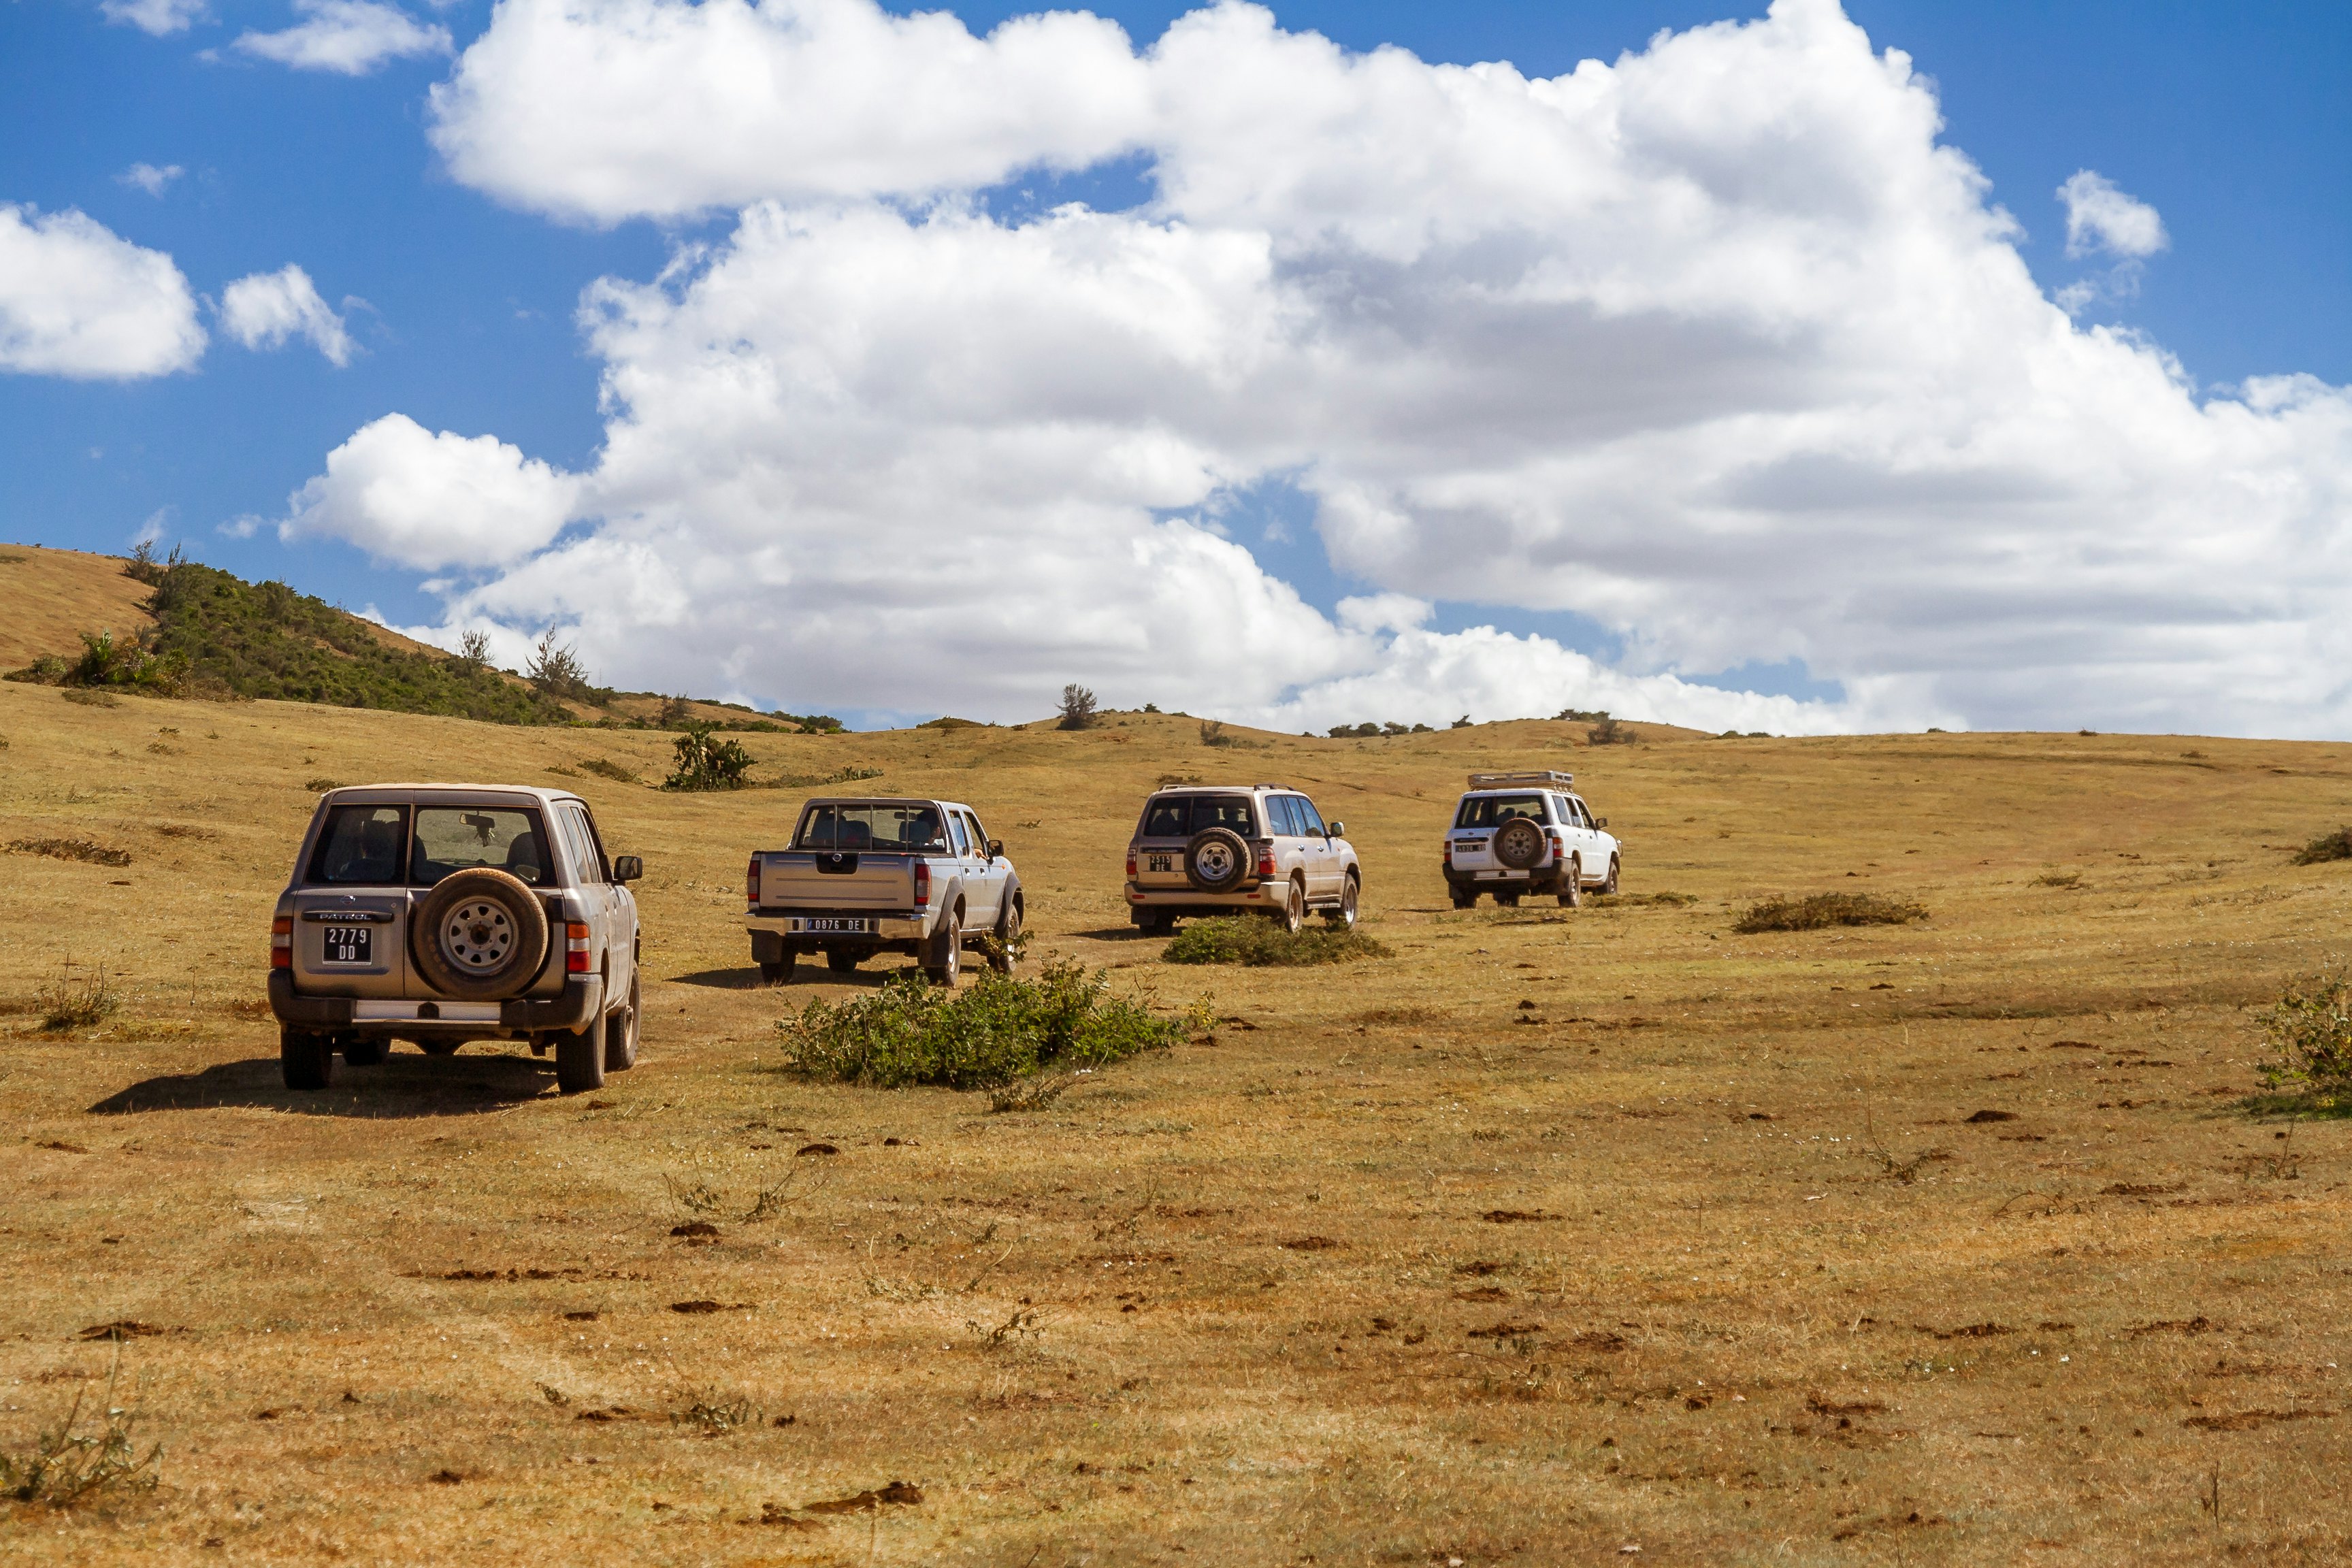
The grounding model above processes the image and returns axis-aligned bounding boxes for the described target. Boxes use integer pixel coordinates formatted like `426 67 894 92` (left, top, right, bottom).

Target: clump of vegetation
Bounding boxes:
1325 720 1433 737
524 630 596 703
2034 870 2083 888
2256 971 2352 1094
578 757 638 783
2293 829 2352 866
8 837 131 868
777 960 1190 1089
770 765 884 789
1587 717 1640 745
61 687 118 707
1733 893 1928 934
1588 891 1697 907
37 965 122 1031
1556 706 1610 722
987 1074 1077 1113
664 723 756 791
1200 719 1232 747
1161 917 1392 966
1058 683 1098 730
0 1365 161 1508
121 540 180 587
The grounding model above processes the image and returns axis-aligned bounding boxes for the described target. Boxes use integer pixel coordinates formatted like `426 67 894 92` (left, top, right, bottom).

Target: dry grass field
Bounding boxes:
5 679 2352 1565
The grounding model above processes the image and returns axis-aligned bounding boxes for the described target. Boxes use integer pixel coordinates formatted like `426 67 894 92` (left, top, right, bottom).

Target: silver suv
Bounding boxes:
1125 783 1359 932
1442 770 1620 908
268 784 643 1096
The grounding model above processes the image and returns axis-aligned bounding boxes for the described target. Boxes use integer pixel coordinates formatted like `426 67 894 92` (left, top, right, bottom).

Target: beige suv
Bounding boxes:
1124 784 1359 933
268 784 643 1096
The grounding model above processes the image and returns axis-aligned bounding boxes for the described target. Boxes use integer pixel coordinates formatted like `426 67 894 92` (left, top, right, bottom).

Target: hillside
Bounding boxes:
2 691 2351 1560
0 544 159 670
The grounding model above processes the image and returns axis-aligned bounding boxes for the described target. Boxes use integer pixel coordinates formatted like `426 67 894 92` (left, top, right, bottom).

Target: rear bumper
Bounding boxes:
747 913 930 942
267 970 604 1034
1125 883 1268 908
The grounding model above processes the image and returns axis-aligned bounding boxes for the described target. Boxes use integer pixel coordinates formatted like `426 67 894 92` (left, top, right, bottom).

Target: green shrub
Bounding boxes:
2293 829 2352 866
1160 916 1391 966
664 723 756 791
777 959 1188 1089
578 757 638 783
1733 893 1927 934
2257 972 2352 1092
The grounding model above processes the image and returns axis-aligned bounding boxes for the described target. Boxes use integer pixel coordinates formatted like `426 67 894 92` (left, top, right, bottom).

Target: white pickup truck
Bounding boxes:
744 796 1023 985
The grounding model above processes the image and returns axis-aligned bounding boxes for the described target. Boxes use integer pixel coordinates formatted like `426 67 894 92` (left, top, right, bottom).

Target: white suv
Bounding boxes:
1441 771 1619 908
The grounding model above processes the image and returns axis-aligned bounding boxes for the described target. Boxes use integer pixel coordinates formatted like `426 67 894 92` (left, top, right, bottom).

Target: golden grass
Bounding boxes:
0 546 156 672
3 685 2352 1561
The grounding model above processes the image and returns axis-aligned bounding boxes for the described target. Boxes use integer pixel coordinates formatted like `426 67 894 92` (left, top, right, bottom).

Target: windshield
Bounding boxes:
796 802 950 853
1139 794 1260 838
1454 794 1549 830
412 806 550 886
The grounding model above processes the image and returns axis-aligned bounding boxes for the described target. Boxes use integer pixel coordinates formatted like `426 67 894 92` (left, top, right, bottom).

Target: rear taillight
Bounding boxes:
271 915 292 969
1441 840 1452 864
913 861 930 908
566 921 591 974
1547 832 1565 860
1256 848 1276 878
1126 852 1137 879
745 856 761 906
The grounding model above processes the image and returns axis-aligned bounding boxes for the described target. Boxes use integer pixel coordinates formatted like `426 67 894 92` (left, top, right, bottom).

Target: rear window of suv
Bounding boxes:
412 806 551 886
1454 794 1550 829
308 804 409 885
1139 794 1260 838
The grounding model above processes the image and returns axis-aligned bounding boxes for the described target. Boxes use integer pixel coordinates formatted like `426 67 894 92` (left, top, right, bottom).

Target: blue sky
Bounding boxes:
2 1 2347 732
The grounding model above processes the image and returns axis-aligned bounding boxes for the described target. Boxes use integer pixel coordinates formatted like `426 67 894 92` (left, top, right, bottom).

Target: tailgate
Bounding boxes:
1448 830 1497 870
755 851 915 911
1132 839 1196 889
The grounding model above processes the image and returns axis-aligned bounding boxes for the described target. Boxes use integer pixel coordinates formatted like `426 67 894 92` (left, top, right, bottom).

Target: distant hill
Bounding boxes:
0 544 840 732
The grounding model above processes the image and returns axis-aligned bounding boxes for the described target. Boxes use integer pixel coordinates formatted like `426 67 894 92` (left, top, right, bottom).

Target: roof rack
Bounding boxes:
1467 770 1574 789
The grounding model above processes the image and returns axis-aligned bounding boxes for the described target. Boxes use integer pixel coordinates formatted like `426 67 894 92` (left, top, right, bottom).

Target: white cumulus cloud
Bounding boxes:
325 0 2352 736
101 0 209 35
0 203 206 379
281 413 581 569
235 0 452 75
2059 169 2168 259
218 264 356 365
118 162 186 197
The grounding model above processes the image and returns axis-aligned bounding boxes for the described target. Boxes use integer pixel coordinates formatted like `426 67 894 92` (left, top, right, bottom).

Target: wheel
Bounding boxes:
1557 857 1582 908
1183 828 1250 894
1602 856 1620 895
410 868 548 1001
1492 818 1546 871
1267 877 1305 934
826 949 860 974
280 1026 333 1091
603 970 640 1073
342 1036 389 1066
1323 875 1359 929
555 1020 605 1094
989 897 1023 975
760 955 796 985
418 1039 462 1057
1495 890 1522 908
1449 888 1477 910
924 907 963 987
1132 909 1169 933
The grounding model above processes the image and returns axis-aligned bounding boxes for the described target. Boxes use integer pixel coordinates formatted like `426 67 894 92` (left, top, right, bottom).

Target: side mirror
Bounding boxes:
1326 821 1345 838
612 854 643 883
988 839 1003 859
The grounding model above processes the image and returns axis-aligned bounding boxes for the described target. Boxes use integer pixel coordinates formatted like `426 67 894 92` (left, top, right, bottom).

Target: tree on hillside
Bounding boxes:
526 630 592 700
455 629 491 673
1058 683 1098 730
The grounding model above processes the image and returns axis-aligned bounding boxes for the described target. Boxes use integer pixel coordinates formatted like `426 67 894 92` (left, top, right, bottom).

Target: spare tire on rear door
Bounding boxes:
1185 827 1250 894
1492 818 1546 870
412 868 549 1000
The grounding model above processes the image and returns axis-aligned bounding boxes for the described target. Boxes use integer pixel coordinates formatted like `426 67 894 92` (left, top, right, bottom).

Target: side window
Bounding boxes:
1290 796 1327 835
962 811 992 855
1570 798 1592 828
566 806 609 882
945 811 969 855
1266 796 1298 837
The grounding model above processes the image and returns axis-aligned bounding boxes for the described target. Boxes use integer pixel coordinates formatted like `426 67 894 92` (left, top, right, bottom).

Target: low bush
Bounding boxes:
2293 829 2352 866
1733 893 1928 934
578 757 638 783
777 959 1190 1089
1587 717 1640 745
0 1368 161 1508
38 966 122 1031
664 723 755 791
2257 971 2352 1092
8 837 131 868
1161 916 1392 966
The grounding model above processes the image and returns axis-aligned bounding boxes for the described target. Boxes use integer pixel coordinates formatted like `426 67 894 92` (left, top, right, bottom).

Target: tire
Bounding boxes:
1132 909 1169 933
411 868 549 1002
826 949 860 974
1603 856 1620 895
1496 890 1522 909
555 1020 604 1094
419 1039 462 1057
924 906 963 987
280 1026 332 1092
1183 828 1250 894
1267 877 1305 934
603 970 640 1074
760 956 796 985
1557 857 1582 908
342 1036 389 1066
1449 887 1477 910
1492 818 1546 871
1323 875 1359 930
989 897 1023 975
